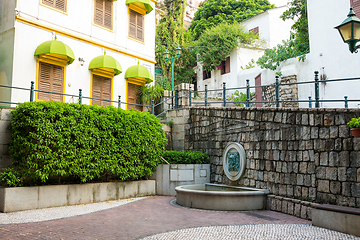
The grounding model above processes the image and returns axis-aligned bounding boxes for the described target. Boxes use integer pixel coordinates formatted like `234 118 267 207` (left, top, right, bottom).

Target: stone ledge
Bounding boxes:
0 180 155 212
311 203 360 215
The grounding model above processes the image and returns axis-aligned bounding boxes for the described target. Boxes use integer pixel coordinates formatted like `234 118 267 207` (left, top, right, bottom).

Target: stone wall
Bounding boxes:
181 107 360 214
261 75 298 108
0 108 12 169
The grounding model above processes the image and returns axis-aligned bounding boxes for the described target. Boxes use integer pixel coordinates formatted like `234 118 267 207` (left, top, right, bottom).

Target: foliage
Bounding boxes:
347 117 360 129
138 84 164 110
241 59 256 70
1 101 167 187
256 0 309 72
189 0 274 41
156 76 171 90
256 39 306 72
194 23 258 71
155 0 197 87
227 90 247 107
162 150 209 164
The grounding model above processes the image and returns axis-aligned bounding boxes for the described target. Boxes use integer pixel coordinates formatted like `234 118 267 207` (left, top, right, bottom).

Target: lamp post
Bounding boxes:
163 45 182 91
335 8 360 53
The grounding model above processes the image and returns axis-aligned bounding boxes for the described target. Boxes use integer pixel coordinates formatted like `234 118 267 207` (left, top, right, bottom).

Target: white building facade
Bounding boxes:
0 0 156 110
195 5 293 94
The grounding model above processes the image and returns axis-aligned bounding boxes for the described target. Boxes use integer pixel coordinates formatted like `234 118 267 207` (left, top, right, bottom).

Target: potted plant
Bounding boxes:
347 117 360 138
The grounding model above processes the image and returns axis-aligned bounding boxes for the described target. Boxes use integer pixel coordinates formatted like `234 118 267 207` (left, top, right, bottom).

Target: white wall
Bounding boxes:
306 0 360 108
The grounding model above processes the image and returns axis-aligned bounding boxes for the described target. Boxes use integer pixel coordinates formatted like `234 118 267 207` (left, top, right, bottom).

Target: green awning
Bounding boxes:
126 0 153 14
125 64 154 83
34 40 75 64
89 54 122 76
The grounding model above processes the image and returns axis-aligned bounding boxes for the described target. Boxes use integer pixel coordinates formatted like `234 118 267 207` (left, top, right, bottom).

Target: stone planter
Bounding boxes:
350 128 360 138
0 180 155 213
153 164 210 196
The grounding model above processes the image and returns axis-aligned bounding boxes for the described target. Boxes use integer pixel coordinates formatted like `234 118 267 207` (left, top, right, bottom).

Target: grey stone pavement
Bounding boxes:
0 196 358 240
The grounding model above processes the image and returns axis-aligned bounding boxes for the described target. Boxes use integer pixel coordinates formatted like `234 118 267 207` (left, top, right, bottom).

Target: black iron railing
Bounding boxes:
0 81 180 115
189 71 360 108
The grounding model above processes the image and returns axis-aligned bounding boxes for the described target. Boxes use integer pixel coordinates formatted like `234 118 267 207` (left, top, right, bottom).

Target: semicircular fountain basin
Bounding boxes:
175 183 269 211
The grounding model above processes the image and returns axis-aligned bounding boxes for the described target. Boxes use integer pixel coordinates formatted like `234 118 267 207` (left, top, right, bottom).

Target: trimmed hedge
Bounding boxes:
162 151 209 164
1 101 167 187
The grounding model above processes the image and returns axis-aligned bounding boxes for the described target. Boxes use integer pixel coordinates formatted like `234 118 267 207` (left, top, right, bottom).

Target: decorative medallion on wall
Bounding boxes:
222 142 246 181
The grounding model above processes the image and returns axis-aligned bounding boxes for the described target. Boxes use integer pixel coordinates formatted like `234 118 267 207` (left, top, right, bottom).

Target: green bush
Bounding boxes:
162 151 209 164
1 101 167 187
347 117 360 129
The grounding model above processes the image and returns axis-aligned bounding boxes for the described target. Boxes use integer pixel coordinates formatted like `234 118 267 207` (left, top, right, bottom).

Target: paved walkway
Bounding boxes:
0 196 358 240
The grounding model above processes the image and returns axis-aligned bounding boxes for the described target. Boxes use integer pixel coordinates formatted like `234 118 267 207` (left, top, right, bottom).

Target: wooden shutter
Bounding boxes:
42 0 66 12
127 83 143 111
104 0 113 29
351 0 360 15
136 13 144 41
255 74 262 107
92 75 111 106
129 9 144 42
94 0 113 30
38 62 64 102
249 27 259 39
225 57 230 74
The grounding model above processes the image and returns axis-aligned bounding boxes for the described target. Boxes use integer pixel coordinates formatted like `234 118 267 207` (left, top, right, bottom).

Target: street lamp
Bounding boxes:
335 8 360 53
163 45 182 91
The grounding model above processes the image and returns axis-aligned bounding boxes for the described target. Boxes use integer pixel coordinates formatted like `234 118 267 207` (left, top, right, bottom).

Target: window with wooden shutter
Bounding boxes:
42 0 67 12
129 9 144 42
220 57 230 75
38 62 64 102
249 27 259 39
94 0 113 30
203 70 211 80
127 83 143 111
92 74 112 106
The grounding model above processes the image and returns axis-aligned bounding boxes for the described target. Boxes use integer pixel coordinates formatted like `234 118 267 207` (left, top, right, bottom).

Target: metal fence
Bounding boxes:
0 81 179 116
190 71 360 108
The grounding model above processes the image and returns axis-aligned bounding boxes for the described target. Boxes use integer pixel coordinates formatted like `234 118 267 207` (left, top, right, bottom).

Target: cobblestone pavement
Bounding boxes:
0 196 357 240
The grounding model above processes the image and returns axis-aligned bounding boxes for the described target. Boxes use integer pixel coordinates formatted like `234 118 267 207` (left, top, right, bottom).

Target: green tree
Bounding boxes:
189 0 274 41
256 0 309 73
194 23 258 71
155 0 196 88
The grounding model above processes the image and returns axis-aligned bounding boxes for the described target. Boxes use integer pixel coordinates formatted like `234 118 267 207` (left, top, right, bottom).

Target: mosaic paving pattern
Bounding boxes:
142 224 360 240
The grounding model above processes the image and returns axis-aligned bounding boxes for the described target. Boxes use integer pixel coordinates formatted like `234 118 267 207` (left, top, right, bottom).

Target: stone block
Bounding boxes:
350 152 360 167
319 152 328 166
319 128 329 139
318 180 330 193
301 205 308 219
302 187 309 199
294 203 301 217
324 114 334 126
282 200 288 213
325 167 338 180
316 166 326 179
330 181 341 195
309 187 316 200
339 151 350 167
338 167 347 181
287 201 294 215
354 139 360 151
299 162 307 174
329 126 338 138
328 152 339 167
342 182 351 196
339 125 350 138
68 183 94 205
347 168 357 182
301 126 310 140
0 186 39 212
343 139 354 151
39 185 68 208
304 175 312 187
